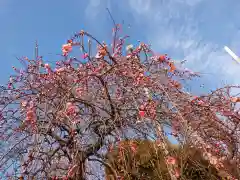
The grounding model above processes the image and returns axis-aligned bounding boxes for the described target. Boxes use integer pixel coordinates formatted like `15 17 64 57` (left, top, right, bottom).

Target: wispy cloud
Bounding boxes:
127 0 240 86
85 0 111 19
128 0 152 15
84 0 240 88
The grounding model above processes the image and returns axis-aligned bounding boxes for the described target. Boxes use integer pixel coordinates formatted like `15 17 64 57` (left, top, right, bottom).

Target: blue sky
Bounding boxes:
1 0 240 95
1 0 240 93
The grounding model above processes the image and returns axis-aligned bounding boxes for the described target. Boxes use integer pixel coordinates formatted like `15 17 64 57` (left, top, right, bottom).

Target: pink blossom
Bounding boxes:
230 97 240 103
26 109 35 121
55 67 65 74
75 87 84 96
72 118 81 125
174 168 180 178
139 105 145 110
209 156 218 165
21 101 28 107
44 63 50 69
129 142 137 153
139 110 145 117
62 43 72 56
166 156 177 165
66 102 73 108
95 52 102 59
82 53 89 59
198 100 205 105
108 144 113 152
8 83 12 89
66 103 79 116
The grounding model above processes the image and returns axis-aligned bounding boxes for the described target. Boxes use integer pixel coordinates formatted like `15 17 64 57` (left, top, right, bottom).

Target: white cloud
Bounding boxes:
175 0 203 6
127 0 240 86
85 0 111 19
84 0 240 87
128 0 152 15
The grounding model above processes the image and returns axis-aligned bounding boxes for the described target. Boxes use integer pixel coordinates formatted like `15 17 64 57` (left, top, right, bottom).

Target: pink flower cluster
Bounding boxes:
65 102 79 117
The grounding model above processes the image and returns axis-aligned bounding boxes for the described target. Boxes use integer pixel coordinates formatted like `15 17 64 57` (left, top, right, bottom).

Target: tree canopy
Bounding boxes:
0 24 240 179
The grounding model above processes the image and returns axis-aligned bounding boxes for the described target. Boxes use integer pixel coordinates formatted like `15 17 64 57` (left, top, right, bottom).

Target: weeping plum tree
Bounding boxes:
0 23 240 179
